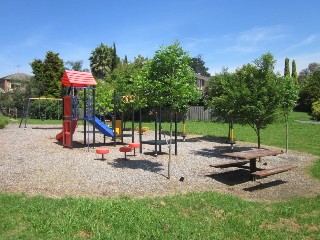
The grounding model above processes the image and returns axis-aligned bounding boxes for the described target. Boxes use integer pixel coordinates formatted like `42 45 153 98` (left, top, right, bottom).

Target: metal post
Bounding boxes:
155 111 158 156
84 88 87 145
175 112 178 155
92 87 96 148
139 108 142 153
159 107 162 153
113 90 117 147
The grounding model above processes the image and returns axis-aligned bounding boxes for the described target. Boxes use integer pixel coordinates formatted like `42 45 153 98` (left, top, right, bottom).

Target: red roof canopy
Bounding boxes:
61 70 97 87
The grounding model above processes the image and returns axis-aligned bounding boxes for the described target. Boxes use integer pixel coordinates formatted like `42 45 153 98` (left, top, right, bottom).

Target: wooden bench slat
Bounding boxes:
210 160 250 168
251 165 297 178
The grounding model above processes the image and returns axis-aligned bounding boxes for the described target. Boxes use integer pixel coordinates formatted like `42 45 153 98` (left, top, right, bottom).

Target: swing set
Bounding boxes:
19 97 62 128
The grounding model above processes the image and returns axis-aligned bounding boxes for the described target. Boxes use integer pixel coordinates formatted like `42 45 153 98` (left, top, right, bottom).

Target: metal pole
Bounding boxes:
155 111 158 156
93 87 96 148
113 90 116 147
175 112 178 155
84 88 87 145
139 108 142 153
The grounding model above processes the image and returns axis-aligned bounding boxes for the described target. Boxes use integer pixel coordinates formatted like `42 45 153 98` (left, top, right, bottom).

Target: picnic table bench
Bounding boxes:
214 149 297 181
251 164 297 179
210 160 250 168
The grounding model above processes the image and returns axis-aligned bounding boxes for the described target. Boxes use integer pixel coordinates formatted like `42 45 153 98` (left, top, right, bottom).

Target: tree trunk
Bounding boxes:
257 127 261 149
285 114 289 153
168 114 173 179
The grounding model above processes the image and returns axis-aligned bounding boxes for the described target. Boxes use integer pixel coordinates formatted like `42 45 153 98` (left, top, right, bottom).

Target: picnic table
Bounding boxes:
210 149 296 181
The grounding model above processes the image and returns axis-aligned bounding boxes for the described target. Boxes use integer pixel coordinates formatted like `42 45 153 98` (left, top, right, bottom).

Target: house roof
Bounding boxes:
0 72 32 81
61 70 97 87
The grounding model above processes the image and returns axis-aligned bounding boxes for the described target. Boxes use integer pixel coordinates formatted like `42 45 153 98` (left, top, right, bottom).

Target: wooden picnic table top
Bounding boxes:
222 149 283 160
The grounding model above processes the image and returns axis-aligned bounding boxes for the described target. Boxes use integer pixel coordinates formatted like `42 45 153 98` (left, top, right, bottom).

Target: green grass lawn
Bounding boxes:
0 111 319 239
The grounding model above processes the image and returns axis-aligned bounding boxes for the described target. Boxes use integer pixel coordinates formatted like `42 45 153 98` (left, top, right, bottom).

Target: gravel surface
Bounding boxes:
0 123 319 202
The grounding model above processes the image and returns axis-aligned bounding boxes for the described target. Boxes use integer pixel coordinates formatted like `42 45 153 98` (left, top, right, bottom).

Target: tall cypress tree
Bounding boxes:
284 58 290 77
111 42 118 73
291 59 298 83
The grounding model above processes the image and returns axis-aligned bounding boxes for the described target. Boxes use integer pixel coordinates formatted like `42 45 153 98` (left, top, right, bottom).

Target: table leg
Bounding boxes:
250 158 257 181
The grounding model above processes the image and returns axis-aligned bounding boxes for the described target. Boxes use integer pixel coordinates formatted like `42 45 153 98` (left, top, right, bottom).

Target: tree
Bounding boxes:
30 51 64 97
284 58 290 77
204 68 238 123
291 59 298 82
298 63 320 112
205 52 286 149
279 76 299 152
135 41 200 178
190 54 210 77
89 43 117 80
65 61 83 71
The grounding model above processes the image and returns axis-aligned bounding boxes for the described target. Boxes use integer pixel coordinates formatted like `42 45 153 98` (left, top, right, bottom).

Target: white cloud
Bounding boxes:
219 25 287 54
284 35 317 52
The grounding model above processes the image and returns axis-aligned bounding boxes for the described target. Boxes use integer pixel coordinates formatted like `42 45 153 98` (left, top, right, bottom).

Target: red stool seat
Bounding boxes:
96 148 110 154
96 148 110 160
129 142 140 148
119 146 132 160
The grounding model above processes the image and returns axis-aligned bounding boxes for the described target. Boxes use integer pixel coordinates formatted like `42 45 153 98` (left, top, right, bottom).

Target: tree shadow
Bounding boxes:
206 169 251 186
243 180 287 192
192 146 255 159
108 158 165 176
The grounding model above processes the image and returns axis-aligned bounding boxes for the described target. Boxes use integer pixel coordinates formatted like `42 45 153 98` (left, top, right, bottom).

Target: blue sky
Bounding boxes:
1 0 319 77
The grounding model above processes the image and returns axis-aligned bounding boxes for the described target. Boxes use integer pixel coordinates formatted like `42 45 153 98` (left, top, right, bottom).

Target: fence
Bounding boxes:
187 106 211 121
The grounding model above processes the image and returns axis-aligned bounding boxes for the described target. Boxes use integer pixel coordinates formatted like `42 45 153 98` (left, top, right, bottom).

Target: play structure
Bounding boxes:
54 70 115 148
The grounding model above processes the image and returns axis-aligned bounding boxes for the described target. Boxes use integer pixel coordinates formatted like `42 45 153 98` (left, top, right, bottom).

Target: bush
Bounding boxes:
0 114 10 129
311 100 320 121
27 100 62 120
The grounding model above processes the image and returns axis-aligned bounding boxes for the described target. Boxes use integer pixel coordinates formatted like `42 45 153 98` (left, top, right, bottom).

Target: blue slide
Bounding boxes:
84 115 115 137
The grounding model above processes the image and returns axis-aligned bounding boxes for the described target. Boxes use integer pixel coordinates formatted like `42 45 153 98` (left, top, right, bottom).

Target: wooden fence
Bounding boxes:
187 106 211 121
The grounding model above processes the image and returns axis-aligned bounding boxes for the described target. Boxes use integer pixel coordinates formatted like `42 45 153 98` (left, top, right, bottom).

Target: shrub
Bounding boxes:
311 100 320 121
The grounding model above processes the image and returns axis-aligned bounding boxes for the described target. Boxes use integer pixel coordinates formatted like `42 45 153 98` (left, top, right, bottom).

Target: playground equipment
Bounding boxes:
19 97 62 128
227 121 236 149
140 107 178 156
119 146 132 160
55 70 116 148
95 147 110 160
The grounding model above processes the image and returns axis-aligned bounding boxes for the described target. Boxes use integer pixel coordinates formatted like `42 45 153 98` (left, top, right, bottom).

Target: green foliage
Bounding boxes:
311 100 320 120
95 79 114 114
291 59 298 81
204 68 238 122
89 43 118 80
279 76 299 115
284 57 290 77
297 63 320 112
0 114 11 129
30 51 64 98
136 41 200 113
27 100 62 120
65 60 83 71
190 54 211 77
205 52 297 148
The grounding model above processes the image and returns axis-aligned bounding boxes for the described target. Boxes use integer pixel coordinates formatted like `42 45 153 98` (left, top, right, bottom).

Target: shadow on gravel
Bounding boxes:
109 158 165 175
207 169 251 186
193 146 255 159
243 180 287 192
